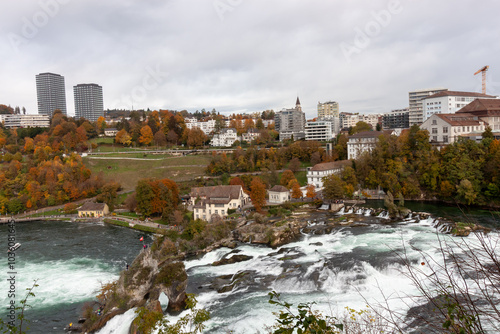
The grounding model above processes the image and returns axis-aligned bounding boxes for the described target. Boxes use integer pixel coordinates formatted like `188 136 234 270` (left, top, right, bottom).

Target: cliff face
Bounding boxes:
84 237 188 333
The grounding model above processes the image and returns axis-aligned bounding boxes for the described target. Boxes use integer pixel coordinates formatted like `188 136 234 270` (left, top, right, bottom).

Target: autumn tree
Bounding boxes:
229 176 246 191
288 157 301 173
154 130 167 147
96 116 107 135
250 177 266 213
290 180 302 199
115 129 132 146
310 152 321 166
280 170 297 189
135 178 179 217
186 128 207 148
306 184 316 199
139 125 154 146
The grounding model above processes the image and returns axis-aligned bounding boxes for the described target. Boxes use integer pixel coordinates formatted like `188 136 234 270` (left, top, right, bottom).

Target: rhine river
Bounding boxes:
0 202 498 333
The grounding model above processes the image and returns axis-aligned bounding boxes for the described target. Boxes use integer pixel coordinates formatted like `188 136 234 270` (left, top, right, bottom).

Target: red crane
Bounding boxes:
474 65 489 94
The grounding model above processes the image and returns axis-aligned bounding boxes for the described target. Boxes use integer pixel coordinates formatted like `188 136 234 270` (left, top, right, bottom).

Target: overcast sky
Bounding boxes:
1 0 500 119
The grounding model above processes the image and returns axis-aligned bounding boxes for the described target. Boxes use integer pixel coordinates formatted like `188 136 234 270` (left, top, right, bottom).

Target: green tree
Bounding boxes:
322 174 345 200
456 179 477 205
349 121 372 135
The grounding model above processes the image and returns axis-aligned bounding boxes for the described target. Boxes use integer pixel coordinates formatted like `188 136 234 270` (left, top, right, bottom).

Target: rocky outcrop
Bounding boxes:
83 237 189 333
212 254 253 266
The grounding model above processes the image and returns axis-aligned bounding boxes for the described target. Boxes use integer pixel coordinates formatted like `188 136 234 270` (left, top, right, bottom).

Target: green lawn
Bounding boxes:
83 155 212 191
278 170 308 186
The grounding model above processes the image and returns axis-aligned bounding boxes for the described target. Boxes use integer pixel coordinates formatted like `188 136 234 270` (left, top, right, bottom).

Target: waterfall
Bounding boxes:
337 207 345 215
346 207 354 214
356 208 363 215
377 211 390 219
364 209 372 216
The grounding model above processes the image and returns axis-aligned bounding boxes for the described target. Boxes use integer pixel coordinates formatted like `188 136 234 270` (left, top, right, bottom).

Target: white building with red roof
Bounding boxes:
422 91 496 121
190 185 250 222
306 160 352 189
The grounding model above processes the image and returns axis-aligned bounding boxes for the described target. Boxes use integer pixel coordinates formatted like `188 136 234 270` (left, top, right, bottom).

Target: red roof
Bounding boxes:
456 99 500 116
435 113 488 127
310 160 351 171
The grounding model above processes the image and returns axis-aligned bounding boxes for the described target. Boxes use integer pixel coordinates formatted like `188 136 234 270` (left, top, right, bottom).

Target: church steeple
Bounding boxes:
295 96 302 111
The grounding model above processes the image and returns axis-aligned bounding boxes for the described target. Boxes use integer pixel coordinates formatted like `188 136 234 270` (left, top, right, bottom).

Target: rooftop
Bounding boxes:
310 160 352 171
79 202 107 211
269 185 288 193
435 113 488 126
425 91 496 99
456 98 500 115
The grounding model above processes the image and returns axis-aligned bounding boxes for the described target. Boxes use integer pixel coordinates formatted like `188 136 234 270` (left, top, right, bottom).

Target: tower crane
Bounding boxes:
474 65 489 94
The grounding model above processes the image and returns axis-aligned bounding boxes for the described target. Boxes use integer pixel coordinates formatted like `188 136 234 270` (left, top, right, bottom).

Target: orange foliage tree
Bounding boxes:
250 177 266 213
139 125 154 146
135 178 179 217
306 184 316 199
280 170 297 189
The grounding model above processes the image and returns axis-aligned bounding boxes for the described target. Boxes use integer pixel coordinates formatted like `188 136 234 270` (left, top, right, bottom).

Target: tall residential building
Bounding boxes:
408 88 448 126
382 108 409 130
36 72 67 117
422 91 496 121
74 83 104 122
317 101 339 118
339 112 381 129
275 97 306 141
305 118 340 141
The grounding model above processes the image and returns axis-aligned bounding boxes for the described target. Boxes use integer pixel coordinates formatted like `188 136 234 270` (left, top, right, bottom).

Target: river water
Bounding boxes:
0 203 498 333
0 220 148 333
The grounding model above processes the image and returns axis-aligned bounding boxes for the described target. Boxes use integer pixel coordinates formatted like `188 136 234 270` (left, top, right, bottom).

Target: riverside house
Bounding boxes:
78 202 109 218
190 185 250 222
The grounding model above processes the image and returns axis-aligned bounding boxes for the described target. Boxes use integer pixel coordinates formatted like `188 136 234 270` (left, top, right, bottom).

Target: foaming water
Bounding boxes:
0 220 144 334
183 216 471 333
96 307 137 334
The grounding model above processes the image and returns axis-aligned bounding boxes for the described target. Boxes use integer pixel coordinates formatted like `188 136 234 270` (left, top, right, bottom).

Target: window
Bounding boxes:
432 128 438 134
222 210 225 215
432 119 437 125
443 136 448 143
443 126 448 133
215 210 218 214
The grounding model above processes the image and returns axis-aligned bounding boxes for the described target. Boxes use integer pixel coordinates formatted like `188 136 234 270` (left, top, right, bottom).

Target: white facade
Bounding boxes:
305 118 340 141
210 128 239 147
422 91 496 121
186 119 216 134
340 113 380 129
241 129 260 142
306 160 351 189
191 185 250 222
408 88 448 126
347 131 384 160
0 114 50 128
317 101 339 118
421 113 488 145
268 185 290 204
104 128 118 137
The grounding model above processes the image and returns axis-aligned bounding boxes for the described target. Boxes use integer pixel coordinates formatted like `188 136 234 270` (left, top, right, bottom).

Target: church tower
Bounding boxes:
295 96 302 112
